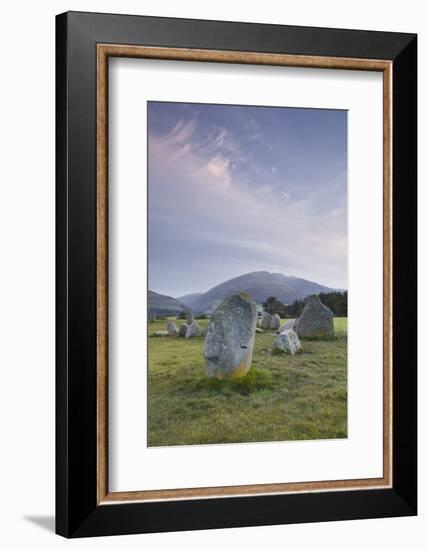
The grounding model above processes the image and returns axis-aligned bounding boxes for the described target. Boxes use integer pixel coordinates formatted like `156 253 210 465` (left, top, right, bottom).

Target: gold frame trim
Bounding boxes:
96 44 393 505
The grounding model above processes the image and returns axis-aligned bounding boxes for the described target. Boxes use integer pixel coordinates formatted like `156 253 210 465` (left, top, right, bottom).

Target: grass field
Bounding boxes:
147 318 347 447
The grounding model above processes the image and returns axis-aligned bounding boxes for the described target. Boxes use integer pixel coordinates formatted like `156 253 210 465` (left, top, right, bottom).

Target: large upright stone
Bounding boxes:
166 320 179 336
294 295 334 338
273 329 301 355
204 293 257 379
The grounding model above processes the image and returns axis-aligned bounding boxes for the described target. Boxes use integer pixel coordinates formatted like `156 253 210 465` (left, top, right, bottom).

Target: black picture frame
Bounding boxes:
56 11 417 538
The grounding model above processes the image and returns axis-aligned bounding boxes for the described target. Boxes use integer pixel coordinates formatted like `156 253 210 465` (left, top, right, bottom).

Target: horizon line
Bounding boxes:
149 269 348 300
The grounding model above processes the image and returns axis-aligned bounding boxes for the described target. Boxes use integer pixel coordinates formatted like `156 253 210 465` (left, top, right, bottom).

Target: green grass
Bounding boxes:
147 317 347 446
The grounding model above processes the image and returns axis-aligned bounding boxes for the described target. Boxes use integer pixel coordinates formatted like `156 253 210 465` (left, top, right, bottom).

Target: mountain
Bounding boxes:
187 271 335 313
148 290 184 315
177 292 204 309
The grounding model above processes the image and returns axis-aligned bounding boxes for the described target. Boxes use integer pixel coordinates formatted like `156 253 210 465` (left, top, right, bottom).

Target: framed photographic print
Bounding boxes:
56 11 417 538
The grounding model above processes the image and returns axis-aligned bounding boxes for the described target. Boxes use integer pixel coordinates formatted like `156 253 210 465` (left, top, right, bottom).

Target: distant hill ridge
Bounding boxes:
177 292 204 309
148 290 184 315
149 271 340 314
187 271 334 313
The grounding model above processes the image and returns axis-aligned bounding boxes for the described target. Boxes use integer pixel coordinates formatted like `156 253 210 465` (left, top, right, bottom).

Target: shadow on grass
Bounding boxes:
299 335 344 342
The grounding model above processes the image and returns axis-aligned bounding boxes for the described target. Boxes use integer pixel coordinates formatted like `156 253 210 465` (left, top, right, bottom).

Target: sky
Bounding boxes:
148 101 347 298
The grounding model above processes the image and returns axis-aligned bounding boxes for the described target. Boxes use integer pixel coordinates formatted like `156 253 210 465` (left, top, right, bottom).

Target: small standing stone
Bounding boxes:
166 320 179 336
273 329 301 354
271 314 281 330
261 312 273 330
186 310 195 323
185 320 200 338
279 319 295 334
178 324 188 337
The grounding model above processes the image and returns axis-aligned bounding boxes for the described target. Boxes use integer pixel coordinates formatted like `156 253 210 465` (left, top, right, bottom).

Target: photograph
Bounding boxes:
0 1 420 544
147 101 348 447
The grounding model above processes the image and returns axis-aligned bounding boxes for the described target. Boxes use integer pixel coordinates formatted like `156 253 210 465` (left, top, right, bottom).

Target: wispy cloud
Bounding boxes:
165 119 196 145
205 155 231 185
148 103 347 296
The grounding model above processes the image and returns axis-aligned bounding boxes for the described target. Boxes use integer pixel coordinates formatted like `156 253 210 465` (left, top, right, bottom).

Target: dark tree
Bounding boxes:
318 291 348 317
284 299 305 318
262 296 287 318
283 291 348 318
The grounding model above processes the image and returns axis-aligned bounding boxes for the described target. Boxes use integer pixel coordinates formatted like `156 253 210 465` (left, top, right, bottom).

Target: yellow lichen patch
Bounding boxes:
229 357 251 379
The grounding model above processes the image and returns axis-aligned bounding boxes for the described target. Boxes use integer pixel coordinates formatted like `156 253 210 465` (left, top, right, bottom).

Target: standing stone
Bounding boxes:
270 314 281 331
204 293 257 379
186 310 195 323
294 295 334 338
178 324 188 337
279 319 295 334
261 312 273 330
273 329 301 354
185 320 200 338
166 320 179 336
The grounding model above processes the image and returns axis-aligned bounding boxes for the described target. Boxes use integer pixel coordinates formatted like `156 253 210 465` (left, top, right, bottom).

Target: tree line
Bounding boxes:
262 291 348 318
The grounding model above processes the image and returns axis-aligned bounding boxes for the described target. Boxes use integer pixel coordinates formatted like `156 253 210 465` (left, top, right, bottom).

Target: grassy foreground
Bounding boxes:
147 318 347 447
